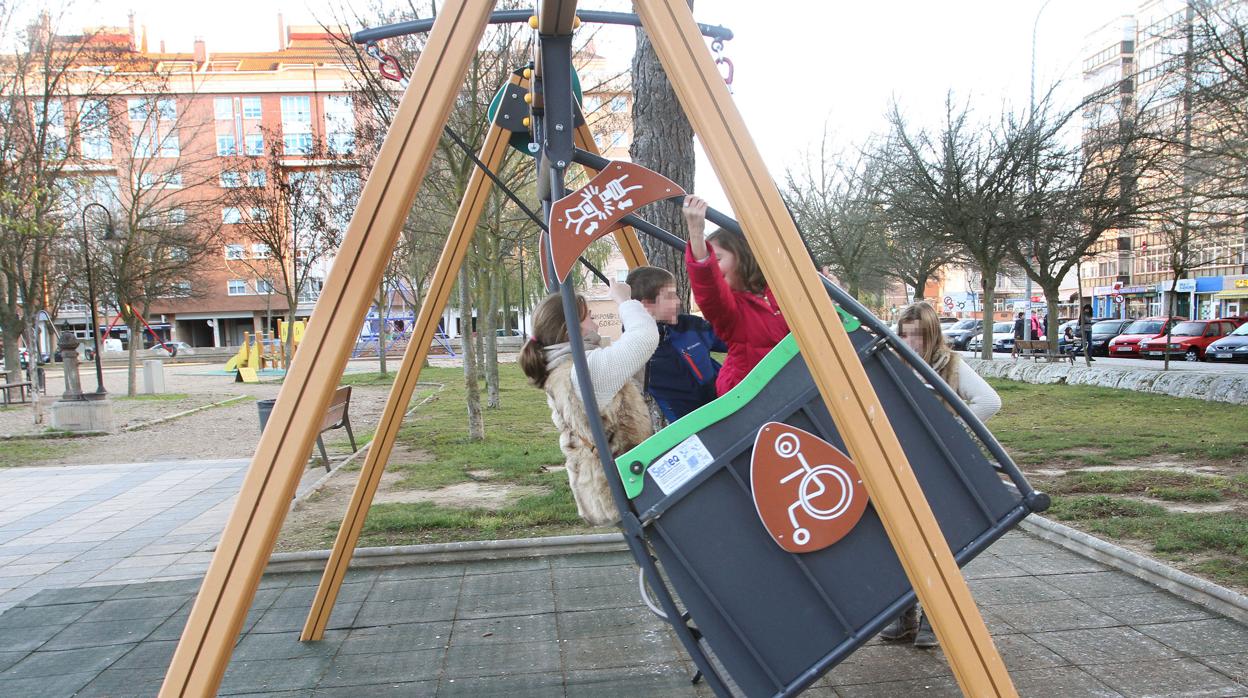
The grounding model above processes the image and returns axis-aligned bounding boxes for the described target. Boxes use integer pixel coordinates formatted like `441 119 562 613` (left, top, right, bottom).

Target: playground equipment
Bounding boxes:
161 5 1045 697
223 321 305 374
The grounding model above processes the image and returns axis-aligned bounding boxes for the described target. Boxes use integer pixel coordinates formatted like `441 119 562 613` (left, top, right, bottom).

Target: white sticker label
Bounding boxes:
648 434 715 496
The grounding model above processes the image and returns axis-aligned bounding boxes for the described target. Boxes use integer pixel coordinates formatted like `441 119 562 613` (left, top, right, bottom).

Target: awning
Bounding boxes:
1213 289 1248 299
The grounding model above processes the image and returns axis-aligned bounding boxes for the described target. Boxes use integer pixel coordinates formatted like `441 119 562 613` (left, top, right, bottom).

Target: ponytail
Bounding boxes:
519 293 587 389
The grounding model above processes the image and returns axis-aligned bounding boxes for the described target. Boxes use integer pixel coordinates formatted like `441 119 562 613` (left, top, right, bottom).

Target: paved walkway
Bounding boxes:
0 530 1245 696
0 459 322 615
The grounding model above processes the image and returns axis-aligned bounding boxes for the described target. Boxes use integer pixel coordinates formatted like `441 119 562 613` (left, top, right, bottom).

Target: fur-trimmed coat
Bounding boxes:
544 361 654 526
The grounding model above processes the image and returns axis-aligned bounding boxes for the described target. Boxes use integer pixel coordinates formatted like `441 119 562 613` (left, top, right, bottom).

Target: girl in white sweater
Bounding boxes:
882 301 1002 648
519 283 659 526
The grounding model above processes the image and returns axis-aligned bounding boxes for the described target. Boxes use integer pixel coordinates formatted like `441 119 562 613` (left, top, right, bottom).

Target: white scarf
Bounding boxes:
542 332 601 371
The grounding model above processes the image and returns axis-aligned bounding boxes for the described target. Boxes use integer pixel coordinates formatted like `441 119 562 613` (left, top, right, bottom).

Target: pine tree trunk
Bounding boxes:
459 267 484 441
630 7 696 303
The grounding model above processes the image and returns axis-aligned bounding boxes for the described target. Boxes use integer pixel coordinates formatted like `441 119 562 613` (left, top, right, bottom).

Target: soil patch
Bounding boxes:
374 481 546 509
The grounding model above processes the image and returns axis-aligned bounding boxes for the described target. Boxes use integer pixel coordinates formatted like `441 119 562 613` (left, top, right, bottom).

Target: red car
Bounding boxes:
1106 316 1183 357
1138 319 1241 361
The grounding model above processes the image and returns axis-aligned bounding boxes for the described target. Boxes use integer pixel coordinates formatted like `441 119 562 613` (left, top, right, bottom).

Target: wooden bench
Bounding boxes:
1015 339 1070 363
0 381 32 406
316 385 358 471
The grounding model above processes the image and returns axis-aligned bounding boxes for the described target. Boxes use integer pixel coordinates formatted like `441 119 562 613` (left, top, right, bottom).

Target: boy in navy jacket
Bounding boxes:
627 266 728 424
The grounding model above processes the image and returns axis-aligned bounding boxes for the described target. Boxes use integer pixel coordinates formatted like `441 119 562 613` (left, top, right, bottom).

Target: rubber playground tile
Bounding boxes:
339 621 452 656
316 648 444 687
218 656 332 695
1081 657 1248 697
561 631 683 673
0 601 94 629
1135 618 1248 657
983 598 1121 633
354 596 458 626
435 671 566 697
1009 666 1124 697
1029 626 1179 665
450 612 558 646
1082 591 1217 625
457 589 556 620
0 669 98 696
0 642 134 679
1041 571 1157 599
443 638 562 678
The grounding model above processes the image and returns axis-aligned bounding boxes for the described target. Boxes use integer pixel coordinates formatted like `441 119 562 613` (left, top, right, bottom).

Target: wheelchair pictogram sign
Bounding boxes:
750 422 869 553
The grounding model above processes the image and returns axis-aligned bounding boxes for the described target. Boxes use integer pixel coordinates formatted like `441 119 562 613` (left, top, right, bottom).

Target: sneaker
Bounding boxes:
913 612 938 648
879 605 918 642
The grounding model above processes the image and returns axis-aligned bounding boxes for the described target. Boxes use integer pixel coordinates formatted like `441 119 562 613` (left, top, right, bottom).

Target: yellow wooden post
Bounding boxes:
158 3 495 695
635 1 1017 695
301 112 514 641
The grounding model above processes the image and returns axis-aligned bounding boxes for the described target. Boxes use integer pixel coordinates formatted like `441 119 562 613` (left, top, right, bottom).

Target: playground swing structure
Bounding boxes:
159 4 1049 697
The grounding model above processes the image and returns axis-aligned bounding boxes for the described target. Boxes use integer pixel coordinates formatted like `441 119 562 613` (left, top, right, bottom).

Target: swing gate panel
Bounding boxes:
619 323 1035 697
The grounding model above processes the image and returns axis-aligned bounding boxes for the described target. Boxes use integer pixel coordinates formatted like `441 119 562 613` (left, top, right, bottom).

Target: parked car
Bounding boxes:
494 329 523 337
942 319 983 350
1137 319 1239 361
939 317 959 329
1106 316 1182 357
148 341 194 357
1206 321 1248 362
1075 319 1134 357
966 322 1015 353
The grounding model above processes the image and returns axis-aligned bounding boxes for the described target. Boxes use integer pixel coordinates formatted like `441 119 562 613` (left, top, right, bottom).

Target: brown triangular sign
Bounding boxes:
549 161 684 281
751 421 870 554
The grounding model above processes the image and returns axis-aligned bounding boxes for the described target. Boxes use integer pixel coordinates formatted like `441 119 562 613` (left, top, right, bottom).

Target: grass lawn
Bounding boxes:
337 365 594 548
986 378 1247 590
0 437 81 467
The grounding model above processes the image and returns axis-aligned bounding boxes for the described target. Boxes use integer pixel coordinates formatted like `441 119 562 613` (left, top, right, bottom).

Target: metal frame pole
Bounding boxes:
300 111 514 641
80 203 110 398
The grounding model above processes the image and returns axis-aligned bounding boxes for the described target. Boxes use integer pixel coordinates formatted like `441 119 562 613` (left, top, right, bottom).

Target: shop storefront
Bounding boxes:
1194 276 1225 319
1214 275 1248 318
1156 279 1197 319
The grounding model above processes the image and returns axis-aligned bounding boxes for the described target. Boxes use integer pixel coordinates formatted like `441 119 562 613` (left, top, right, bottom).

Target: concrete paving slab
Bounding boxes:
0 531 1244 696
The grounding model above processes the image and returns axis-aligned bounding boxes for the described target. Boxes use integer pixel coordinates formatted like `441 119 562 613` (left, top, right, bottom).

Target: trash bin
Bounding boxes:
142 359 164 394
257 399 277 433
615 323 1047 697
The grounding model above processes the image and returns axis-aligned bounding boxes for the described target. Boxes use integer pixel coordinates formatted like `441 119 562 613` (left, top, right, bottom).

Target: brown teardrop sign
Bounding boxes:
751 422 870 554
549 161 684 282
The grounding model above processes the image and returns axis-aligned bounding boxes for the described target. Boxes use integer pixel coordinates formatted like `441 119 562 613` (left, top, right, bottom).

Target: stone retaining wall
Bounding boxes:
965 358 1248 405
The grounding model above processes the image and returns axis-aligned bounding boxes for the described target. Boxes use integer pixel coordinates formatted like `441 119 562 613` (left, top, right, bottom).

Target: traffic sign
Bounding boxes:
943 296 953 305
1113 294 1124 304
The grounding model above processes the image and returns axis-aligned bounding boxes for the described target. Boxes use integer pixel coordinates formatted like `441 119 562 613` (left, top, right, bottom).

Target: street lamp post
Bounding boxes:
1026 0 1054 342
80 203 120 399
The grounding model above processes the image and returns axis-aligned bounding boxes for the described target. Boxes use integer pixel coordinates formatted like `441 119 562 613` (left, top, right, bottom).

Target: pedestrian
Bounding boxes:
884 301 1003 648
682 195 789 395
519 282 659 526
1078 303 1095 365
627 266 727 428
1011 312 1025 358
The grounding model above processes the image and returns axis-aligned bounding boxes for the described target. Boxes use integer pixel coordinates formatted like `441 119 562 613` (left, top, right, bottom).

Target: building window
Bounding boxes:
164 173 183 188
583 95 601 111
35 99 66 156
250 207 269 222
245 133 264 156
283 132 312 155
281 95 312 124
222 207 242 224
216 134 236 156
246 170 266 187
156 98 177 122
220 171 241 188
169 246 188 261
251 243 271 259
170 281 191 297
168 208 186 225
138 173 158 188
325 95 354 154
227 279 248 295
610 95 627 112
241 97 262 119
299 277 324 302
255 278 275 294
159 132 180 157
214 97 233 121
79 98 111 160
128 98 148 121
609 130 626 147
225 244 245 259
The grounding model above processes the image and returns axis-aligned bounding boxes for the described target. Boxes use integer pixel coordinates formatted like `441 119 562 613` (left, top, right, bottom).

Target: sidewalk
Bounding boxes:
0 459 324 615
0 529 1245 696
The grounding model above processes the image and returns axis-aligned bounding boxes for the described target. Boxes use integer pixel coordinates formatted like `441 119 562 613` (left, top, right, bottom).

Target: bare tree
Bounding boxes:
882 97 1030 359
220 129 357 369
0 9 140 392
785 135 889 300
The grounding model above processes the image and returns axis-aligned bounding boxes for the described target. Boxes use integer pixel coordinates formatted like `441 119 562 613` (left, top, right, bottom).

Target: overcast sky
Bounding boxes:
67 0 1137 210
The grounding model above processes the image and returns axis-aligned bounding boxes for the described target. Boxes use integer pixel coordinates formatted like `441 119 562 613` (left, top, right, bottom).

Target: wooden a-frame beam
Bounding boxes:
158 3 495 695
634 1 1018 696
300 105 515 641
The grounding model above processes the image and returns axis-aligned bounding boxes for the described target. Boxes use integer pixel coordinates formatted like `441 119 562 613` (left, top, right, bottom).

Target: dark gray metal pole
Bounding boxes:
81 203 110 399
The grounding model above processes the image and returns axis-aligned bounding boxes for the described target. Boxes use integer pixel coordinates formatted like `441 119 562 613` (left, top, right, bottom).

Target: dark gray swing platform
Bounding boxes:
615 307 1048 697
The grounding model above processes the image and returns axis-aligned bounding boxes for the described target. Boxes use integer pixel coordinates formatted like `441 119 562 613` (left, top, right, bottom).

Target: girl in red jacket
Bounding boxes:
683 195 790 395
